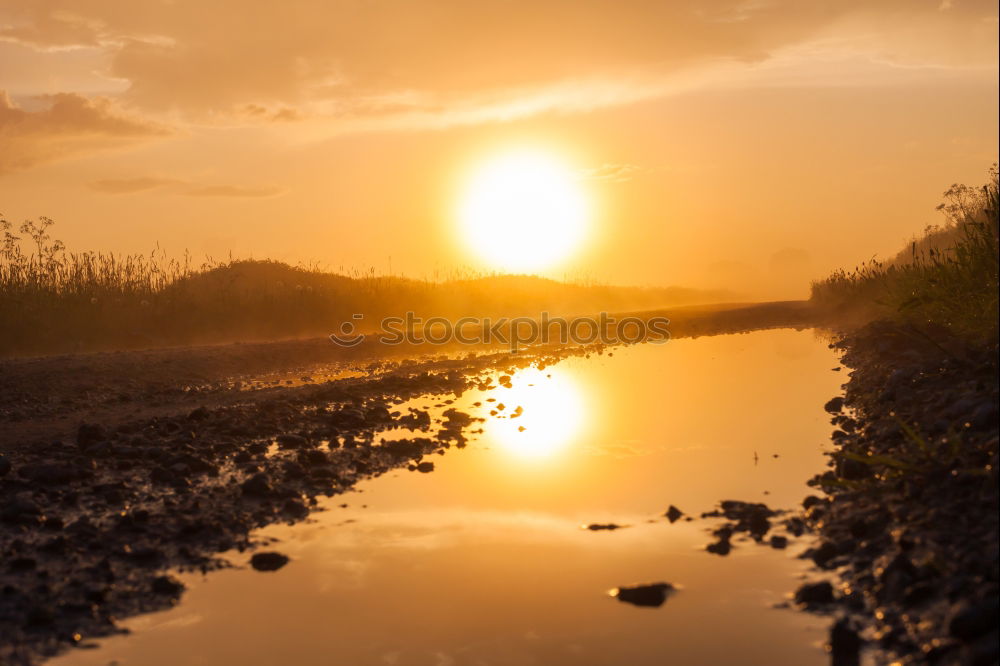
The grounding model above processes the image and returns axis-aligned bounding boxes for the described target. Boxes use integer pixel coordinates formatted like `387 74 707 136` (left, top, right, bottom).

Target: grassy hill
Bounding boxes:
0 220 734 356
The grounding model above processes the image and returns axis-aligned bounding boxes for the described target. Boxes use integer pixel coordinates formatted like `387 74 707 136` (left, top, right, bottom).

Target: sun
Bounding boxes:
481 368 586 459
457 149 590 273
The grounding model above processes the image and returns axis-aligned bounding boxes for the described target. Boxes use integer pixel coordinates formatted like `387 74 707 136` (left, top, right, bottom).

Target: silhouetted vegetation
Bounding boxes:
0 217 733 356
811 165 999 342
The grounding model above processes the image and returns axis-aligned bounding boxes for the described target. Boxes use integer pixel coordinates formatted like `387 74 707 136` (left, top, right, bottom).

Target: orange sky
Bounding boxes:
1 0 997 298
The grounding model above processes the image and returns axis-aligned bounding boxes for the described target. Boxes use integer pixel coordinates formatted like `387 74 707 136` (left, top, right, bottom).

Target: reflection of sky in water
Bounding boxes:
53 329 844 666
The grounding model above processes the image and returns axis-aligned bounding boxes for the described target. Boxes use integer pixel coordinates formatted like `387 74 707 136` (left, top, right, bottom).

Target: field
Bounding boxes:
0 217 732 357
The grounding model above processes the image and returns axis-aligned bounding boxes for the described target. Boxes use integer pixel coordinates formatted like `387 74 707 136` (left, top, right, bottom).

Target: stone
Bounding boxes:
250 552 290 572
614 582 675 608
241 473 272 496
795 581 835 605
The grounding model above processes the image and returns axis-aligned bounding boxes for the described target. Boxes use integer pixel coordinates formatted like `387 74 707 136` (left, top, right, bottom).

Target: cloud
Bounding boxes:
580 163 642 183
87 176 178 193
1 0 994 125
240 104 301 122
86 176 284 198
182 184 284 198
0 90 166 173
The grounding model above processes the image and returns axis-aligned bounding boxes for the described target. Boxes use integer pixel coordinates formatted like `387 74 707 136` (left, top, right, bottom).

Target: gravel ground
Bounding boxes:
797 321 998 665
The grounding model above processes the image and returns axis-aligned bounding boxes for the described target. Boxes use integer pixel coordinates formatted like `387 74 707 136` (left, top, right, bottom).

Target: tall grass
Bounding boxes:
0 217 730 357
810 165 999 342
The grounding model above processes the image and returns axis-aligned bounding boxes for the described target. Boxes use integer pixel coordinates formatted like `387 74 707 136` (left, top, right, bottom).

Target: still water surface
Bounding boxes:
55 329 845 666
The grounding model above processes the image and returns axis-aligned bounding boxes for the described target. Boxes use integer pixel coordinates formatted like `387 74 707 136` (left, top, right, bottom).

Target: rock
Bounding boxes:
613 582 675 607
299 449 328 466
769 535 788 549
838 456 872 481
824 397 845 414
2 496 41 524
585 523 624 531
442 408 474 426
330 407 365 428
809 541 840 568
8 557 37 572
25 606 55 627
383 439 429 460
795 581 835 605
276 434 308 449
126 546 164 566
41 516 64 531
969 403 998 429
250 552 289 572
746 512 770 537
415 461 435 473
802 495 826 511
76 422 105 448
829 617 861 666
848 518 871 539
151 576 185 596
187 406 210 421
364 404 391 422
713 500 773 538
876 552 917 600
965 629 999 665
665 505 684 523
282 498 309 519
241 473 272 496
150 466 177 485
949 598 999 642
784 516 807 537
310 465 335 480
902 581 935 606
706 538 731 556
21 462 82 485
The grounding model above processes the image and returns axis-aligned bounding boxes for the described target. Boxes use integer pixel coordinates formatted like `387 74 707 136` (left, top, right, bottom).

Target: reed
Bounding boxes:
810 165 999 343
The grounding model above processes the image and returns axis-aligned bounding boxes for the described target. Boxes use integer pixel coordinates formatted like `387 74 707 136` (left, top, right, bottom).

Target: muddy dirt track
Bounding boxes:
1 301 813 448
0 301 818 665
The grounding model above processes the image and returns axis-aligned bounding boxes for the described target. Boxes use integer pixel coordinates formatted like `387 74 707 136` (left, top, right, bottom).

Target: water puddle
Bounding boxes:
53 329 844 666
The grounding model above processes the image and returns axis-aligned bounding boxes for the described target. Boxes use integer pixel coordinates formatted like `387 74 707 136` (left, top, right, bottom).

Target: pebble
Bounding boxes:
250 552 290 572
614 582 675 608
664 505 684 523
795 581 835 606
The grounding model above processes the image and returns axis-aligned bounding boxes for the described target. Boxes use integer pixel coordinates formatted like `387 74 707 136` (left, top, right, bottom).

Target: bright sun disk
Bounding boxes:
458 149 589 272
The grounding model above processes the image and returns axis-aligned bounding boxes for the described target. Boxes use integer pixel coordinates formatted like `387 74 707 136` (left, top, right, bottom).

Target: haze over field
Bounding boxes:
1 0 997 298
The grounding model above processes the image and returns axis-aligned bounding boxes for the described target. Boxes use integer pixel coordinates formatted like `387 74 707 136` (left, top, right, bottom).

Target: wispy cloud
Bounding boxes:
183 184 284 198
87 177 284 198
88 176 179 194
0 90 167 174
580 163 642 183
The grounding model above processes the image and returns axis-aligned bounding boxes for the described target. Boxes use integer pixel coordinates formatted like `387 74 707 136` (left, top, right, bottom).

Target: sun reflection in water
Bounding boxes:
481 368 585 459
